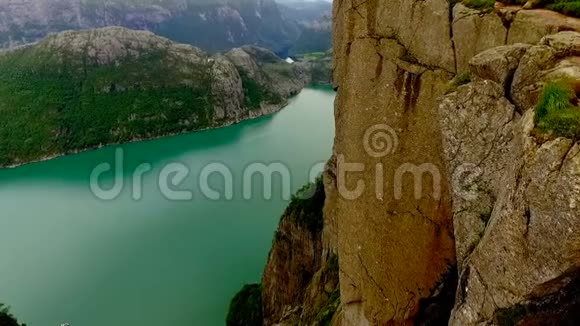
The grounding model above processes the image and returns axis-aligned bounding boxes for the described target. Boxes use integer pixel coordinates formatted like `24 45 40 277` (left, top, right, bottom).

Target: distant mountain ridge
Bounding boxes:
0 0 331 55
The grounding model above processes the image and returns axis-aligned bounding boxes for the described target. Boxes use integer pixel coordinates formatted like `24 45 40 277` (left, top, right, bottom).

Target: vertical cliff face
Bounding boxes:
261 179 341 326
329 1 580 325
332 0 457 323
244 2 580 326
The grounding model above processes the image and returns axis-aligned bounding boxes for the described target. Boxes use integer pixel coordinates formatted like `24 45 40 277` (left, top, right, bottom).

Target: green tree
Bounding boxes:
226 284 263 326
0 304 24 326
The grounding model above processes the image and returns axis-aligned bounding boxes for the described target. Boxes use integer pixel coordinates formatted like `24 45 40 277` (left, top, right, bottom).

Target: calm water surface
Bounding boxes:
0 87 336 326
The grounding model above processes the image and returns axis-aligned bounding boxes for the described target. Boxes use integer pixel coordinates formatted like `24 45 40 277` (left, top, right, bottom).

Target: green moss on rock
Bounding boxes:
314 289 340 326
445 72 473 94
287 177 326 234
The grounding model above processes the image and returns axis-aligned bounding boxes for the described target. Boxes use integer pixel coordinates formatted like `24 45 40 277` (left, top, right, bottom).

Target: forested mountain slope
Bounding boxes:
0 27 311 167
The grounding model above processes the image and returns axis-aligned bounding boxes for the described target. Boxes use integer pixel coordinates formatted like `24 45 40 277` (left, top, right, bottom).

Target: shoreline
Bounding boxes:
0 99 292 170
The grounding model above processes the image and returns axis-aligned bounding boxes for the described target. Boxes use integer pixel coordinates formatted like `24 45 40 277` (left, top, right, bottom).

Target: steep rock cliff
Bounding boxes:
232 2 580 325
261 179 340 326
326 1 580 325
228 178 342 326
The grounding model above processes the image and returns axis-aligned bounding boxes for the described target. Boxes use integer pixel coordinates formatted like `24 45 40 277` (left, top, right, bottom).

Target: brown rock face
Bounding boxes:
261 179 341 326
507 9 580 45
333 0 456 324
330 0 580 324
262 211 324 325
453 3 507 73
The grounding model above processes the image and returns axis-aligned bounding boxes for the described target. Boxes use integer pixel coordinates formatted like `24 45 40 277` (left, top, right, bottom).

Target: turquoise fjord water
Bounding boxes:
0 87 336 326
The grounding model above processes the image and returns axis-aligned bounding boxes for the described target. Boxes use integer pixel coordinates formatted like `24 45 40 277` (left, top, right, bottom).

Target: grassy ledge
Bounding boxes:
535 79 580 138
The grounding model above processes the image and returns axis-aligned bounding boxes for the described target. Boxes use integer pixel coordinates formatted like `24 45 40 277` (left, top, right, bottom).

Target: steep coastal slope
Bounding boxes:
289 15 332 56
0 0 331 55
0 27 310 167
228 178 341 326
231 2 580 325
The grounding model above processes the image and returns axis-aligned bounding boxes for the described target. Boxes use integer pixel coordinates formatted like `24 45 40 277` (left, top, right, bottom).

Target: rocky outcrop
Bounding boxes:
440 32 580 326
506 8 580 45
261 179 341 326
332 0 457 323
225 45 311 99
453 3 508 73
250 2 580 326
325 1 580 325
511 32 580 111
469 43 530 90
229 179 341 326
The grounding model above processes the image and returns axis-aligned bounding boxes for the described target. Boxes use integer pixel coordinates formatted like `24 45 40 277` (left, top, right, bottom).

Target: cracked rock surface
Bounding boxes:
440 32 580 326
330 0 580 324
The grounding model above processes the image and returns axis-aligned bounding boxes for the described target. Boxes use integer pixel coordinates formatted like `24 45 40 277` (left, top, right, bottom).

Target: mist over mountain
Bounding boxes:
0 0 332 56
277 0 331 23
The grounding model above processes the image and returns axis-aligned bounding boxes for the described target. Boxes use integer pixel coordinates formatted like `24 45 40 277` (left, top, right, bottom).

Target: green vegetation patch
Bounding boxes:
444 72 472 94
546 0 580 17
461 0 496 10
0 304 25 326
303 52 327 61
238 69 283 110
226 284 263 326
535 80 580 138
314 288 341 326
495 0 526 4
287 177 326 234
0 43 217 166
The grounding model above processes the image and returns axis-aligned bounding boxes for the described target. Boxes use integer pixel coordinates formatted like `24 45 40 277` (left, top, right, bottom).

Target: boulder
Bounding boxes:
511 31 580 111
438 80 517 269
448 109 580 325
510 44 557 111
469 43 530 90
508 9 580 45
540 30 580 55
453 4 508 73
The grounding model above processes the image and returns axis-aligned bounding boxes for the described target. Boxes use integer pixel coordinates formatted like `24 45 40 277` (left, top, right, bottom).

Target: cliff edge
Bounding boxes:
235 2 580 326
